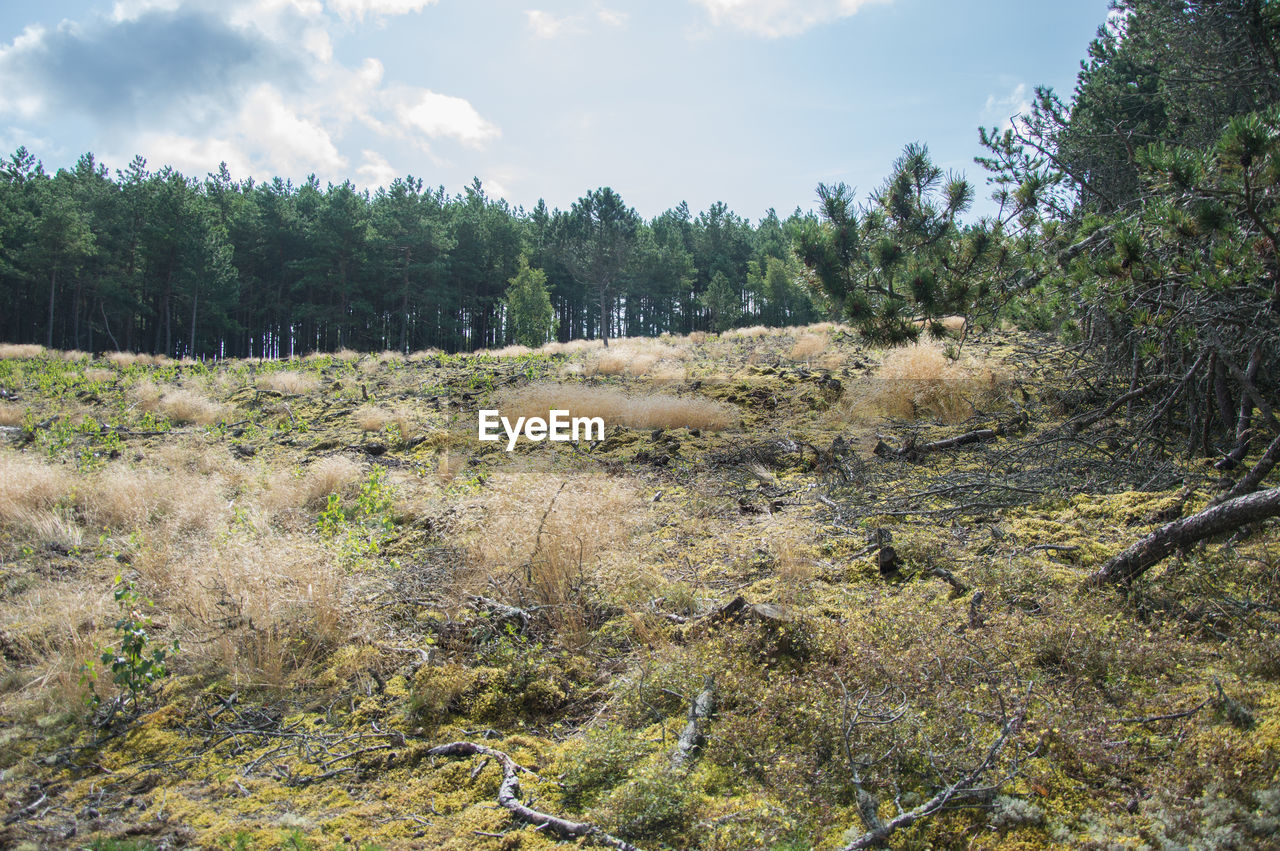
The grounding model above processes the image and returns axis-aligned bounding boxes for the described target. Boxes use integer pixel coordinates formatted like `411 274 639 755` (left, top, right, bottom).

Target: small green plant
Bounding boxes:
83 576 178 717
316 467 397 567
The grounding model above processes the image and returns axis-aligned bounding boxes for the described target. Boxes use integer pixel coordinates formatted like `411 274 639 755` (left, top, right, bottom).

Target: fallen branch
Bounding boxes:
671 676 715 770
839 683 1031 851
1209 432 1280 507
1087 485 1280 586
428 741 644 851
875 413 1028 462
1063 376 1169 433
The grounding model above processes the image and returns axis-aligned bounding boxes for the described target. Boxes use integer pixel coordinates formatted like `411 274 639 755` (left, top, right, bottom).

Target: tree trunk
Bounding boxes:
600 286 610 347
1087 486 1280 586
189 289 198 357
46 266 58 349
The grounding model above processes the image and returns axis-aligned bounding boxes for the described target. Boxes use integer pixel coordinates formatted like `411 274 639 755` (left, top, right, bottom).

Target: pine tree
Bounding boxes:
505 255 554 348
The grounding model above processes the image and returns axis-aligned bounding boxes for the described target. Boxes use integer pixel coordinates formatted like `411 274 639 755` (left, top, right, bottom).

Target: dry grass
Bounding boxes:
130 381 225 425
0 454 71 524
161 389 225 425
136 530 347 685
76 464 228 534
846 342 1009 423
82 367 115 384
788 333 828 360
301 455 364 509
0 343 45 359
408 348 443 361
539 338 603 356
459 471 641 642
583 339 687 377
104 351 170 367
588 352 629 376
0 580 112 714
355 406 393 432
436 451 457 484
259 370 320 395
483 344 533 358
0 403 24 427
722 325 776 339
352 406 411 439
914 315 968 337
498 382 735 430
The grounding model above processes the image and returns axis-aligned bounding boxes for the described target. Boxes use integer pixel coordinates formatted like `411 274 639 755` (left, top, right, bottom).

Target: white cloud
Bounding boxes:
482 176 511 203
240 84 346 175
124 132 255 179
357 149 399 189
691 0 890 37
326 0 438 22
0 0 500 185
396 89 500 147
596 7 628 27
525 10 583 39
983 83 1031 132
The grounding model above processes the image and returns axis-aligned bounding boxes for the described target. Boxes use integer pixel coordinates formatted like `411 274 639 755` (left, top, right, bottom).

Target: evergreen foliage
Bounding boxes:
505 255 555 348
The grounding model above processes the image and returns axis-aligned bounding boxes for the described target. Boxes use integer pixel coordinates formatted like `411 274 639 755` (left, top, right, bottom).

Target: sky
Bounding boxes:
0 0 1113 222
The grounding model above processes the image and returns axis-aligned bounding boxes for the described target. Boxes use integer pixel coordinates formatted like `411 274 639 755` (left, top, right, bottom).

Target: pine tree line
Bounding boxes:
0 156 824 358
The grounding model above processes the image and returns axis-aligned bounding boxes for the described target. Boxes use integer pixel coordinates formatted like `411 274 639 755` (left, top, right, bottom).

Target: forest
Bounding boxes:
2 1 1280 849
0 155 825 357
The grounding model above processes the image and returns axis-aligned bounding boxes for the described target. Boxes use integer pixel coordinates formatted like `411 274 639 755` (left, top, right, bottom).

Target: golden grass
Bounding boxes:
0 454 71 523
76 464 227 534
137 530 347 685
914 315 969 336
161 389 225 425
82 367 115 383
539 338 603 355
130 382 225 425
588 352 629 376
484 344 533 358
0 580 112 714
0 343 45 359
846 341 1009 423
722 325 775 339
301 455 364 508
497 382 735 430
0 403 24 427
355 406 392 432
459 471 642 643
259 370 320 395
408 348 443 361
788 333 828 360
104 351 170 367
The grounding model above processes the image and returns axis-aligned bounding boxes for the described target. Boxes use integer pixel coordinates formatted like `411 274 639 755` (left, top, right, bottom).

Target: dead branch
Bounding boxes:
671 676 716 770
1062 375 1171 433
1210 432 1280 507
1087 485 1280 586
875 414 1028 462
427 741 644 851
838 683 1032 851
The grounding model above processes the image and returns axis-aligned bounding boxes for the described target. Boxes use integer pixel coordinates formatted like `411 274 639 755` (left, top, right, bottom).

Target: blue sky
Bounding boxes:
0 0 1111 221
